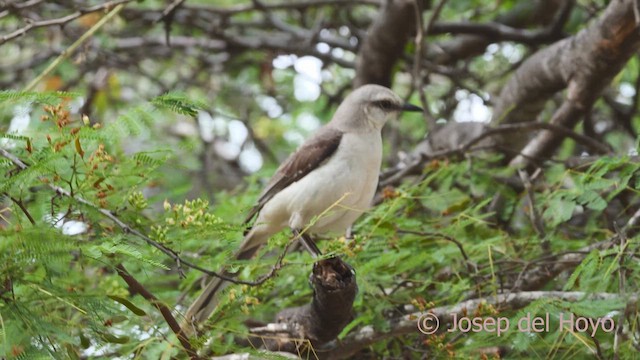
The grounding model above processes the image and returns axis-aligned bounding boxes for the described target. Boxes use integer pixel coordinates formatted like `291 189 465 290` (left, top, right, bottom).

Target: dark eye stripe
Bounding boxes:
373 100 397 110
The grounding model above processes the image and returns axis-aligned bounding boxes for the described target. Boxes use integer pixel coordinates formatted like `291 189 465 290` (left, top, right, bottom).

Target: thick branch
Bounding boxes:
492 0 640 161
353 0 417 87
248 257 357 356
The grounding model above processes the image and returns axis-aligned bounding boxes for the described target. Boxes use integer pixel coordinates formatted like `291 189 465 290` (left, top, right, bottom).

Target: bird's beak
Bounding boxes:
402 103 423 112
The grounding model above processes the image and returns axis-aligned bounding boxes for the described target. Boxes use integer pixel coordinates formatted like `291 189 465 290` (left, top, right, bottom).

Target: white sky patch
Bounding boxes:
44 212 88 235
257 95 283 118
294 76 320 101
483 43 500 61
595 121 608 133
1 103 32 148
294 56 323 83
170 121 197 138
215 141 241 160
316 42 330 54
331 48 345 59
273 54 297 69
62 221 89 236
239 143 263 173
197 111 216 142
294 56 323 102
69 96 85 114
296 113 321 132
284 130 306 146
320 28 331 38
453 90 492 123
501 43 524 63
228 120 248 145
272 55 324 102
617 82 636 105
213 120 247 161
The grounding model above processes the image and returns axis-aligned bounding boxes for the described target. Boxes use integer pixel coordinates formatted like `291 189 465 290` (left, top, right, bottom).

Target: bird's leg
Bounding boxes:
345 226 354 240
292 229 323 258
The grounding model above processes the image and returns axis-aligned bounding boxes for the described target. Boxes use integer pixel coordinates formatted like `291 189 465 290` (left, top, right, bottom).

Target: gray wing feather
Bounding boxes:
243 126 343 232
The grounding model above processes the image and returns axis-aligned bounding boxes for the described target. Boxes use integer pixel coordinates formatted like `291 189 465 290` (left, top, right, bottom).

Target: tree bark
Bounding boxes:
249 257 358 356
492 0 640 163
353 0 418 88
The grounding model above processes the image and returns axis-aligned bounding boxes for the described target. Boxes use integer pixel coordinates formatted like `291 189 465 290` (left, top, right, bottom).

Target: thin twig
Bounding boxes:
380 120 612 187
517 168 547 246
0 147 288 286
513 205 640 292
409 0 449 129
613 221 629 360
156 0 187 23
0 0 134 46
115 264 199 359
24 3 127 91
395 228 479 283
4 193 36 225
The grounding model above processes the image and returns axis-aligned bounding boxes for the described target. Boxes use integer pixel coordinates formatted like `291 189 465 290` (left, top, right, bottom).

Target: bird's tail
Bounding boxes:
182 227 270 330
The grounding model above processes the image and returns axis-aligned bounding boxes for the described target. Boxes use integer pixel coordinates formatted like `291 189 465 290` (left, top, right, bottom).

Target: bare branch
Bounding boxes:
4 192 36 225
379 121 611 187
115 264 199 359
430 20 565 45
0 0 135 45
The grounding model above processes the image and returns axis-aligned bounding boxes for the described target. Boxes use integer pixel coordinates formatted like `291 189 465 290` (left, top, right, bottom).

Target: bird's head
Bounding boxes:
331 84 423 132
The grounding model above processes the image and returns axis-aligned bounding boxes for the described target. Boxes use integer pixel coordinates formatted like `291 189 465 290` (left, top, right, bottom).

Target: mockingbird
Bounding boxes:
184 84 422 325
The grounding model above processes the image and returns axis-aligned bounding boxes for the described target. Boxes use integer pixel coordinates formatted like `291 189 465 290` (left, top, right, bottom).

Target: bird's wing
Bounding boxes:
243 126 343 230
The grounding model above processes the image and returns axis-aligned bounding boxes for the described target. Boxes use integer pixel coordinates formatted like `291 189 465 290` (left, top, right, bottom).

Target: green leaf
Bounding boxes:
544 195 576 226
151 92 207 117
107 295 147 316
100 332 130 344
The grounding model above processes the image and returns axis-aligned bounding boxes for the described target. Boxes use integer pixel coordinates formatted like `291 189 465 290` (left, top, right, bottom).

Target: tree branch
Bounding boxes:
0 148 289 287
248 257 357 357
115 264 199 359
379 121 611 187
353 0 417 87
492 0 640 161
0 0 135 45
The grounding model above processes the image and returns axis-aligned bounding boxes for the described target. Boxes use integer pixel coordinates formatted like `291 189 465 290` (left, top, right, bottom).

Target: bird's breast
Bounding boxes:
302 131 382 230
260 131 383 233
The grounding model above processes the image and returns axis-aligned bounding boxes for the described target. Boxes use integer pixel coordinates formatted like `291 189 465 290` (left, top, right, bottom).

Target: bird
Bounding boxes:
184 84 423 326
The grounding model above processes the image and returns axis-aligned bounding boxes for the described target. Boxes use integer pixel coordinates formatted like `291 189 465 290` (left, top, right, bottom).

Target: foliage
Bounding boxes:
2 0 640 358
0 91 638 359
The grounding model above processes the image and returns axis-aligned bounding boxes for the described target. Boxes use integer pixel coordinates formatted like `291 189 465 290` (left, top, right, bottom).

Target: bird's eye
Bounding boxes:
374 100 396 111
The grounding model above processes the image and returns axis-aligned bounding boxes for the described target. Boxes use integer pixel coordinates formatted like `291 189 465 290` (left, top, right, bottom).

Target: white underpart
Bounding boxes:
254 131 382 236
